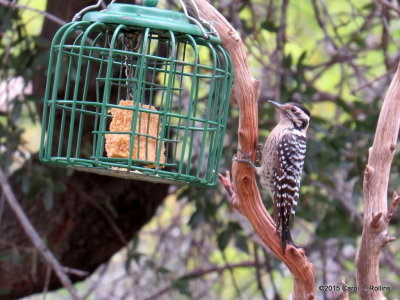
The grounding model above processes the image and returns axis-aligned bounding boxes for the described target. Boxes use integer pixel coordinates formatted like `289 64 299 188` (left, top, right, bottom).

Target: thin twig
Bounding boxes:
143 262 257 300
42 264 52 300
63 266 90 277
81 189 129 246
253 244 268 300
386 191 400 222
0 0 66 26
351 68 395 94
375 0 400 15
341 278 350 300
82 263 110 300
0 171 81 300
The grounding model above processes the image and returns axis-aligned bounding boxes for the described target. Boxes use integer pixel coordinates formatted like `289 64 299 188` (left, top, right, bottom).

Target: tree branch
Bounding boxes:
0 171 82 300
355 62 400 299
0 0 66 26
144 261 257 300
185 1 315 298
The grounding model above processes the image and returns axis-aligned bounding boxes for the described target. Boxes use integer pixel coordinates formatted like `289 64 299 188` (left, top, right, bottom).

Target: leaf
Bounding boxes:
283 53 292 68
362 3 375 10
11 100 22 124
315 202 360 240
350 34 366 48
188 209 204 229
0 287 10 295
296 51 307 70
125 250 143 272
146 259 156 269
261 20 278 33
172 278 191 297
22 176 30 194
11 248 22 266
157 267 171 274
43 187 53 211
217 229 232 251
235 235 250 254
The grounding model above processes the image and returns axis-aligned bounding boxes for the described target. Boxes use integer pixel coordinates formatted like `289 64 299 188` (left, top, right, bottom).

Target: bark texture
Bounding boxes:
187 0 315 298
355 62 400 299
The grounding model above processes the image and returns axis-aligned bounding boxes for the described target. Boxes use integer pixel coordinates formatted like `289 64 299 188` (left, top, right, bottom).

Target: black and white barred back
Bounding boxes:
274 129 306 246
256 101 310 253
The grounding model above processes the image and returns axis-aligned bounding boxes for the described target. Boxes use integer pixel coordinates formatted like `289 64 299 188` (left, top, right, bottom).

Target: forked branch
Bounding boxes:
184 0 315 298
355 62 400 299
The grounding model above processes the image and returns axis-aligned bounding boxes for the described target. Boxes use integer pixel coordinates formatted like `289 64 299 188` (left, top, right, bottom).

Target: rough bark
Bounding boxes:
355 62 400 299
0 1 168 299
186 0 315 298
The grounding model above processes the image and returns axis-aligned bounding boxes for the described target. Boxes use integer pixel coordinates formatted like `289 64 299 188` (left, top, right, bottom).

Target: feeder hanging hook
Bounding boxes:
179 0 220 40
73 0 117 21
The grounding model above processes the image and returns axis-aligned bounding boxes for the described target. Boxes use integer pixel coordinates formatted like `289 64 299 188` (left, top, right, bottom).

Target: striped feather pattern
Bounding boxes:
273 130 306 249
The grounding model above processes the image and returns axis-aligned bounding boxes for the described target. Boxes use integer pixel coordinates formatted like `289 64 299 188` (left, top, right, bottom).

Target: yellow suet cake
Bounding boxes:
105 100 166 167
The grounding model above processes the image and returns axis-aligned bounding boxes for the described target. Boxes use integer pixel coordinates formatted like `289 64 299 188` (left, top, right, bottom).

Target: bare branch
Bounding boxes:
375 0 400 15
0 171 82 300
218 171 241 211
355 61 400 299
386 191 400 222
0 0 67 26
143 261 258 300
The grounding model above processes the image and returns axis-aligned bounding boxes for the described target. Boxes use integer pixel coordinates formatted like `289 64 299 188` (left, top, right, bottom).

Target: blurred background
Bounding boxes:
1 0 400 299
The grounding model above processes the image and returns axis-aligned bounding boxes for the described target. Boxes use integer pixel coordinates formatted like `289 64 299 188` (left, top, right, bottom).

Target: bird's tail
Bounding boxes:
281 228 289 253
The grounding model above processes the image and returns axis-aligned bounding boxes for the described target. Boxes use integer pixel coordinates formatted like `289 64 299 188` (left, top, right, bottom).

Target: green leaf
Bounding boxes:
217 229 232 251
11 248 22 266
316 202 360 240
22 176 30 194
157 267 171 274
283 53 292 68
11 100 22 124
261 20 278 33
146 259 156 269
132 253 143 263
235 235 250 254
172 278 191 297
0 287 10 295
362 3 375 10
188 209 204 229
297 51 307 70
43 187 53 211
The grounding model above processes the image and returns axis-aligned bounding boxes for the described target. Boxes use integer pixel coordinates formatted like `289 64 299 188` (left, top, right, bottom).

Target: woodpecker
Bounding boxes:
235 100 310 253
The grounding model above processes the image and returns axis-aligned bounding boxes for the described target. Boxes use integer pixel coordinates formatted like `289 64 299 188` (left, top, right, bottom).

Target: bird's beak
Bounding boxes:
268 100 284 111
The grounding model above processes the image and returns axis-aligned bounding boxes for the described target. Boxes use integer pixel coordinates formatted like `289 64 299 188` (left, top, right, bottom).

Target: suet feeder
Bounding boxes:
40 0 233 186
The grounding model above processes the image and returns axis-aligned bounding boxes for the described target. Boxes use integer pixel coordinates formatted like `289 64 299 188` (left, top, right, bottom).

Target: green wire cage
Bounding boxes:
39 1 233 186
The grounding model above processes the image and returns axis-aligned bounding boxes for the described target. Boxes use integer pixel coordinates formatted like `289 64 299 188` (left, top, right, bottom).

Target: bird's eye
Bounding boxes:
291 107 296 113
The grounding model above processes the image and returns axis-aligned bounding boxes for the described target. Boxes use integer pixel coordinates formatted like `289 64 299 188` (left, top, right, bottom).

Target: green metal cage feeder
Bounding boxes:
39 1 233 186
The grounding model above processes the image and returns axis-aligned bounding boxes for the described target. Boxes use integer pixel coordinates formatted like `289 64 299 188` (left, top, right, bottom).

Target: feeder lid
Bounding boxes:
82 1 221 43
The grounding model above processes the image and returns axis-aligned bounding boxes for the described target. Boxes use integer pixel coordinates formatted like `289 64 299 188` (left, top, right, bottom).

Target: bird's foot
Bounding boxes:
232 149 257 169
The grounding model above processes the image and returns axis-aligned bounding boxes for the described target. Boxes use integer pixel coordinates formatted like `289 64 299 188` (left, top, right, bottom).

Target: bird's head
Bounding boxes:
268 100 311 131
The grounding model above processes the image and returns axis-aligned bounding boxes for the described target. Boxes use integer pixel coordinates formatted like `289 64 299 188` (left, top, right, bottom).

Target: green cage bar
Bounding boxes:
40 2 233 186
